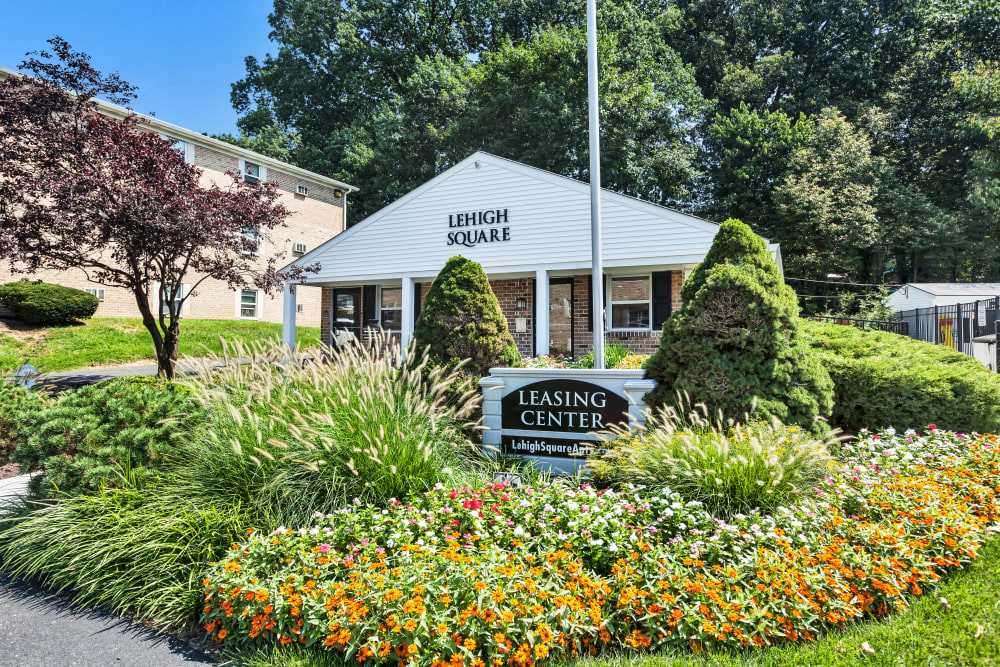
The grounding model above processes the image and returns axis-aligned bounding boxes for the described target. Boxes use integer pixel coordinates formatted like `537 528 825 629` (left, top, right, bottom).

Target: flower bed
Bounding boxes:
202 430 1000 665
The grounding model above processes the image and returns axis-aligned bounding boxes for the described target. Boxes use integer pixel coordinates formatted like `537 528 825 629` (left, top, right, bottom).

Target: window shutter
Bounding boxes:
652 271 672 329
587 275 610 332
587 276 593 332
363 285 376 326
414 283 423 322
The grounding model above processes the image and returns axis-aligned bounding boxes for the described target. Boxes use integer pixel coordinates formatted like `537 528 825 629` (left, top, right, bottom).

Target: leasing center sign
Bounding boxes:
480 369 656 472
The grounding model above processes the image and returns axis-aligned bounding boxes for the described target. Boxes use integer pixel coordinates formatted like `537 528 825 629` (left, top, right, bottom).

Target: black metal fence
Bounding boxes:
808 315 910 335
895 297 1000 357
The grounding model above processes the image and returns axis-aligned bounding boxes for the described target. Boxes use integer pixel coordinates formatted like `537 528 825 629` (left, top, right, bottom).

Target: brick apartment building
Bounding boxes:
0 65 356 327
278 152 782 359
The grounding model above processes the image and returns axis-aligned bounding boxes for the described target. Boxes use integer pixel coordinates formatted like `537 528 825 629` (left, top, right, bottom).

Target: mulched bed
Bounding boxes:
0 462 21 481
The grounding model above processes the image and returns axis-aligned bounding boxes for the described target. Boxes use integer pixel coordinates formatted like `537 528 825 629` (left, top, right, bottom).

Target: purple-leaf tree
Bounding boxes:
0 38 316 378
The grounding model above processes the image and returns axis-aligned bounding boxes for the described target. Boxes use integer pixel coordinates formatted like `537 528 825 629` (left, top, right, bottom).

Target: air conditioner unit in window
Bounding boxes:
292 242 307 257
296 183 309 196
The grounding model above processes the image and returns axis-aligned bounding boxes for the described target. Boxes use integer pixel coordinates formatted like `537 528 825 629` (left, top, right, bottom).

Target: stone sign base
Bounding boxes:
479 368 657 474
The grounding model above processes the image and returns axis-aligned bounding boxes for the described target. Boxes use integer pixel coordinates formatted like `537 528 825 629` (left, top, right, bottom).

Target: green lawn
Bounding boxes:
0 318 321 373
224 539 1000 666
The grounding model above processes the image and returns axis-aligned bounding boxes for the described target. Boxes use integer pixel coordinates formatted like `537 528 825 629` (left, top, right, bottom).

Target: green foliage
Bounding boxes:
589 409 836 515
572 343 632 369
413 256 520 375
0 381 49 464
645 219 833 433
0 488 249 628
801 320 1000 433
181 335 485 527
704 104 815 231
820 285 895 323
0 281 98 324
233 2 707 219
13 377 201 498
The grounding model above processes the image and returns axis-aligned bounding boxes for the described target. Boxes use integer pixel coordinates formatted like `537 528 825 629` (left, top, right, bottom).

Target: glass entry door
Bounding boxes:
331 287 362 346
548 278 574 356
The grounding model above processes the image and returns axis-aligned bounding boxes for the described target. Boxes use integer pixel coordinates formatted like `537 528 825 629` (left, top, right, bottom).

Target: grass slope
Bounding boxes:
223 539 1000 666
0 318 321 372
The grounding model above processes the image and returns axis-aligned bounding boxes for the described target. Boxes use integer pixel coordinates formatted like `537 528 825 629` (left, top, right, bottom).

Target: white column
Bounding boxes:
281 283 297 348
400 276 414 357
535 269 549 357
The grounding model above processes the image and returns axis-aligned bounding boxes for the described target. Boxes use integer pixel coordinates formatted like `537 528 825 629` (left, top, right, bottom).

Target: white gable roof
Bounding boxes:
289 152 774 282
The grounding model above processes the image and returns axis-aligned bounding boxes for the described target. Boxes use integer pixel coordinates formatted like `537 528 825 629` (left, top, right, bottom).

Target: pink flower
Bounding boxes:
319 543 331 553
928 423 937 430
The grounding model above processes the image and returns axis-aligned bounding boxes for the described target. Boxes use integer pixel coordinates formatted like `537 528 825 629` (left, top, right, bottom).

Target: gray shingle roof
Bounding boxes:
907 283 1000 296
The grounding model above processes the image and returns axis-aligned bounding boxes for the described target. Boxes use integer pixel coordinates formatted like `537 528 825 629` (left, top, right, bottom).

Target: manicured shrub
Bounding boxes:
801 319 1000 432
0 281 99 324
201 429 1000 660
645 219 833 434
0 381 49 464
413 256 521 375
13 376 201 498
589 407 836 514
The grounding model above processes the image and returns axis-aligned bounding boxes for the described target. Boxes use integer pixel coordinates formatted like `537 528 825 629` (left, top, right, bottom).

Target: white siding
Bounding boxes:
295 153 722 282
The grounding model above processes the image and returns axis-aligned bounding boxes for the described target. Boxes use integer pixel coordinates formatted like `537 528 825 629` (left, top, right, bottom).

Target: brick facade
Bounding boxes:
319 270 685 359
0 141 347 327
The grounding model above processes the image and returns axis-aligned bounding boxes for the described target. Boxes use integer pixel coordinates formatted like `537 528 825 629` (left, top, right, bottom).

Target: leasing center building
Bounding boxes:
282 152 782 358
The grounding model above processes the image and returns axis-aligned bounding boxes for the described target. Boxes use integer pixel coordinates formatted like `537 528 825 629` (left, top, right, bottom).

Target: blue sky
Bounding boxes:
0 0 277 135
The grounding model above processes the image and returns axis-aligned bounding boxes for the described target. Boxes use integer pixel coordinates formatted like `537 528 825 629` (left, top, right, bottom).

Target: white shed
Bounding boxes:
887 283 1000 312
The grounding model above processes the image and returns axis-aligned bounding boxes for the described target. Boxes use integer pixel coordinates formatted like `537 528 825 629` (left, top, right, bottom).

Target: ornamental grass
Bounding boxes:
202 429 1000 666
181 334 485 526
588 403 838 515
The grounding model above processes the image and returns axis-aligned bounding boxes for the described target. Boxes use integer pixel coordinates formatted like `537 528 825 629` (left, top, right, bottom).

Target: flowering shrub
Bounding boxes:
203 429 1000 665
521 355 574 369
613 354 648 370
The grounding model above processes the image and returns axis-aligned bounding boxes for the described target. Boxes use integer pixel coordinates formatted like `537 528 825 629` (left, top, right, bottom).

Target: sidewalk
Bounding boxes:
0 475 216 666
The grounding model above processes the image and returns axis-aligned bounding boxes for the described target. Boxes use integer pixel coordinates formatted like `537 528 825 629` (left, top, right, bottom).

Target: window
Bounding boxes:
296 183 309 196
292 242 307 257
83 287 105 302
240 289 259 319
296 303 304 314
161 284 186 316
609 276 650 330
242 226 261 255
244 161 260 184
380 287 402 331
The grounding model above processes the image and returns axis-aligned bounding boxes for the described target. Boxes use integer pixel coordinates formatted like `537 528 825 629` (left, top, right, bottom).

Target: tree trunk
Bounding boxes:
132 289 174 378
159 325 180 380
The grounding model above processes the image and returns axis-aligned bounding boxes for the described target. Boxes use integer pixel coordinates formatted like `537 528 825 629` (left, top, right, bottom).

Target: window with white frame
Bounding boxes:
379 287 402 331
243 161 261 184
240 289 259 319
608 275 651 330
161 284 186 316
83 287 106 302
242 226 261 255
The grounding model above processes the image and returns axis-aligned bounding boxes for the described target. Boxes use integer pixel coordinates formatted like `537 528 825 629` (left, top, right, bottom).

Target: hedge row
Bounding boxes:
801 319 1000 433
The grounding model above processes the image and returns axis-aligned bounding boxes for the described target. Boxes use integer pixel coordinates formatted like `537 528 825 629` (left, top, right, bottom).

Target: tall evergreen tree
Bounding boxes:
645 220 833 433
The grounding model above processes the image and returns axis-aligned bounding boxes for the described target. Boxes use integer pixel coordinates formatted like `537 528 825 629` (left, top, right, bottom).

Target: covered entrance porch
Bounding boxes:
281 266 686 360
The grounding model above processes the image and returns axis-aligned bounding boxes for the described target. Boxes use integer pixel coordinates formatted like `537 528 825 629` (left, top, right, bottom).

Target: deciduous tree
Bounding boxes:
0 39 309 378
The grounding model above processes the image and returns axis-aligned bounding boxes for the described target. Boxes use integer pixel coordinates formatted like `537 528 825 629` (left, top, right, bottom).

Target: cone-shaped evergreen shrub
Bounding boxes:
414 256 521 374
645 219 833 433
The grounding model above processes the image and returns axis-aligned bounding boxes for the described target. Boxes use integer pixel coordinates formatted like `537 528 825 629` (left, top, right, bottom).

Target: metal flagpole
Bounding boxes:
587 0 605 369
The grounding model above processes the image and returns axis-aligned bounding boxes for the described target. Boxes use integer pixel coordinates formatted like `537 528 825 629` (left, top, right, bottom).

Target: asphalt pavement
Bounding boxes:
0 475 216 666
